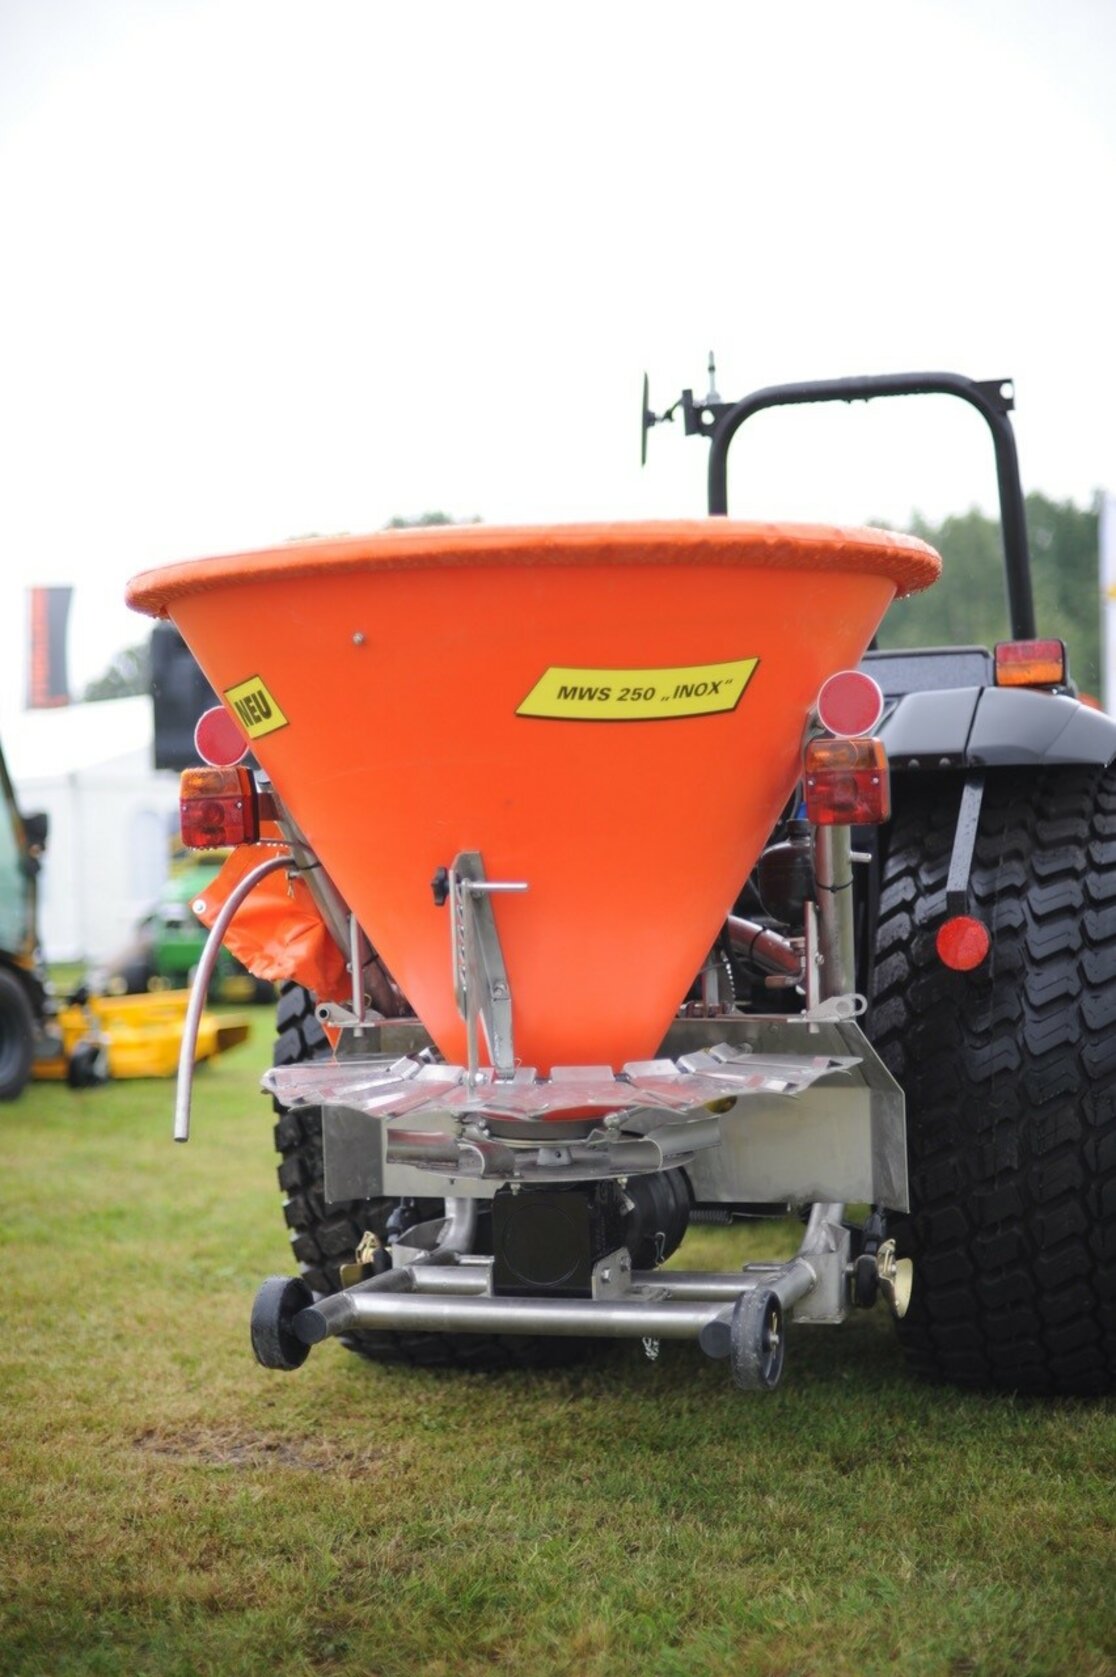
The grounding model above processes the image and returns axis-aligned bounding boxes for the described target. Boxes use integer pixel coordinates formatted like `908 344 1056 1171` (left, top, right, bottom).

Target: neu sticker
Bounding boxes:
223 675 289 740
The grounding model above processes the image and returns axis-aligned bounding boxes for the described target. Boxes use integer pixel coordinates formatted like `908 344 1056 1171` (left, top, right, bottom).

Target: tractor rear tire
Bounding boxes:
0 966 36 1101
871 766 1116 1395
272 982 575 1369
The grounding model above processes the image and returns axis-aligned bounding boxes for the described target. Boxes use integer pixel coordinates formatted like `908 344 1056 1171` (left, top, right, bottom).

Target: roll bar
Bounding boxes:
648 369 1036 641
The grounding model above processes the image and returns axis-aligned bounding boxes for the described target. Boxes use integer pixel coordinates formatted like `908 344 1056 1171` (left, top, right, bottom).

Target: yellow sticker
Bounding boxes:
224 676 289 739
517 658 759 721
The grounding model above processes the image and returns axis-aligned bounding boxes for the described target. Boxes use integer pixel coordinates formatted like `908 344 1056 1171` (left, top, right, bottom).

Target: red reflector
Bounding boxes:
194 705 249 767
179 767 259 848
804 736 890 825
936 915 990 971
994 639 1066 688
816 669 884 737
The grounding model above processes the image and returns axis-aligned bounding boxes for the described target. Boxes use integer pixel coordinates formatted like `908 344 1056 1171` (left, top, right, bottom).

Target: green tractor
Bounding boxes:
0 739 52 1099
99 851 274 1005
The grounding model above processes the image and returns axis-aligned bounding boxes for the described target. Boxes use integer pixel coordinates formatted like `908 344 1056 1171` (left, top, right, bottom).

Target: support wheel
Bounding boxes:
730 1287 785 1391
0 966 36 1101
251 1274 314 1370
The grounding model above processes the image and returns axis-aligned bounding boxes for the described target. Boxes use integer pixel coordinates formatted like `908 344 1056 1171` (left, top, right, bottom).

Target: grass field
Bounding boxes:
2 1011 1114 1677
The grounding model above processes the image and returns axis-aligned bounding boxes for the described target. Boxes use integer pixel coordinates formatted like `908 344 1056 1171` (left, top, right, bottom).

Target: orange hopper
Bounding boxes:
127 521 939 1073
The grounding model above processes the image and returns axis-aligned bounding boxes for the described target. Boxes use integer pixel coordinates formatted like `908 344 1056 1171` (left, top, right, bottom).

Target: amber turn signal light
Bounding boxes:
994 638 1066 688
804 736 890 825
179 766 259 849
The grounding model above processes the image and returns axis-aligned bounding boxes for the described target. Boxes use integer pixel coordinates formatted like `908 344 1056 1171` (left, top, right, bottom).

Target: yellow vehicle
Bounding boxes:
34 990 248 1082
0 736 248 1091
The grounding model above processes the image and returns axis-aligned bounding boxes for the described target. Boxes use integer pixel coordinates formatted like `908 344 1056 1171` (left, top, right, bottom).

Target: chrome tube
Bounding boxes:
440 1197 478 1253
813 825 856 998
173 853 290 1143
348 912 366 1029
396 1263 824 1305
724 916 803 979
296 1290 729 1344
299 1200 482 1343
409 1265 491 1294
297 1250 458 1341
629 1267 806 1302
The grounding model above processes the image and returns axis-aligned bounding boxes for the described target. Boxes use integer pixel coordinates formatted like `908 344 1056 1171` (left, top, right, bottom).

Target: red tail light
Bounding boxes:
804 736 890 825
994 639 1066 688
179 767 259 848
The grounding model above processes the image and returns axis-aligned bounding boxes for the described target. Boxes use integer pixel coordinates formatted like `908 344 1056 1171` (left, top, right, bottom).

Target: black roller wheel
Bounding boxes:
272 982 578 1369
0 966 36 1101
871 766 1116 1395
251 1274 314 1370
730 1288 785 1391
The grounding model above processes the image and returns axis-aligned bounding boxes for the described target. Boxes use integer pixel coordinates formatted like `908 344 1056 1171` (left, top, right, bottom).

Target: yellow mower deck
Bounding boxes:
33 991 250 1081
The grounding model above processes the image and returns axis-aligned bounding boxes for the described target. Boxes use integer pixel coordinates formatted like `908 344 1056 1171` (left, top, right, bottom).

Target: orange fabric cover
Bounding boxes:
193 844 350 1002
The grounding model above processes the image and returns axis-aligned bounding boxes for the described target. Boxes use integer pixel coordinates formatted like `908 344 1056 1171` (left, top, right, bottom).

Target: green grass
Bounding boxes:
2 1017 1114 1677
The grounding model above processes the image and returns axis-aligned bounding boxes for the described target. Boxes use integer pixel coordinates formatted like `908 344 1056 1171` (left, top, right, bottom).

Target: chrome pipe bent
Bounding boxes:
173 852 290 1143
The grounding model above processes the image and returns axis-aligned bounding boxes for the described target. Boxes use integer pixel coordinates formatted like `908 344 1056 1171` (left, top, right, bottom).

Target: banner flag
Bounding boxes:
26 586 73 708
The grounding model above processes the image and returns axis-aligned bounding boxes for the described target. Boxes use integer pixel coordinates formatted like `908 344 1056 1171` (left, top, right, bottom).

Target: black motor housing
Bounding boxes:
491 1171 691 1297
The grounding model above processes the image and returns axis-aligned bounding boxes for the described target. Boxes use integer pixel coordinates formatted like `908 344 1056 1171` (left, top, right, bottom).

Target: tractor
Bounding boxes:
127 369 1115 1395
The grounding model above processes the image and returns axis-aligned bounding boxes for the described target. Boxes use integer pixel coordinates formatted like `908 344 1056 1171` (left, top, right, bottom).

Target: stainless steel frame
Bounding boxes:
292 1196 851 1353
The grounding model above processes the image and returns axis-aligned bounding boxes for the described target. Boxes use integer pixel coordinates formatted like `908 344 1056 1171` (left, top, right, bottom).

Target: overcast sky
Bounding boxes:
1 0 1114 715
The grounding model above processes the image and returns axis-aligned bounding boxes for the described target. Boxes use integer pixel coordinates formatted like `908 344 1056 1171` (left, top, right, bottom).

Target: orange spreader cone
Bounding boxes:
128 521 939 1073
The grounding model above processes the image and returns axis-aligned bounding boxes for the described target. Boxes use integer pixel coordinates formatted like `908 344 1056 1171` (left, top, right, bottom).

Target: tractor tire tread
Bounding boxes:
870 765 1116 1395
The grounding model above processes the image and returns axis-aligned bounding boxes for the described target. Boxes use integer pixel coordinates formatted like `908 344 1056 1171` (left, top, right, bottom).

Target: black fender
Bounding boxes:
880 686 1116 771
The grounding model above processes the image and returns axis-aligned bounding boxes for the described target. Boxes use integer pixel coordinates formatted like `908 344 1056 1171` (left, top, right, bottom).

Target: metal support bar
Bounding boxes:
946 773 986 917
448 851 526 1084
297 1288 736 1344
269 795 353 956
348 912 367 1031
368 1261 843 1306
813 826 856 1000
270 798 404 1019
173 852 290 1143
298 1198 478 1341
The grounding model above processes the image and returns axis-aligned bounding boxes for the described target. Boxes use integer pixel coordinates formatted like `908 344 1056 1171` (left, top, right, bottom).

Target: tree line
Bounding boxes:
81 497 1103 700
876 493 1102 695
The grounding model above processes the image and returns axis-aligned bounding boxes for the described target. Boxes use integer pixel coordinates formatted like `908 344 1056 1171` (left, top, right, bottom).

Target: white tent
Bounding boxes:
3 696 179 964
